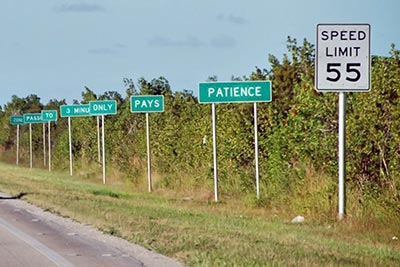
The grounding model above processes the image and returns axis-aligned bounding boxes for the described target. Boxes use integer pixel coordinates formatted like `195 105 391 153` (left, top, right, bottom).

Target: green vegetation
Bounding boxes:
0 37 400 265
0 162 399 266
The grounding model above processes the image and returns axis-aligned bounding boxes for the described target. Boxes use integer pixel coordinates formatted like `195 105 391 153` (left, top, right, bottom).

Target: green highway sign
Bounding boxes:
23 113 43 124
130 95 164 113
198 81 272 104
10 115 24 125
60 104 91 117
41 110 58 122
89 100 117 115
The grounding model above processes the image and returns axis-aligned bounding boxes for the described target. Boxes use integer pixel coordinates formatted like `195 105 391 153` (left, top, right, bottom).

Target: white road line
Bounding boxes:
0 217 74 267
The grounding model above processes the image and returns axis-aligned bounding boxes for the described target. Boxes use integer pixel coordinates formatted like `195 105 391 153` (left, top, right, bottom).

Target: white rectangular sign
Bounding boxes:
316 24 370 92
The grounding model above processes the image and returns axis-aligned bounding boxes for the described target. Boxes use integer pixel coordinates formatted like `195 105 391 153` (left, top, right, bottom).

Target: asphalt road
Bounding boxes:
0 193 183 267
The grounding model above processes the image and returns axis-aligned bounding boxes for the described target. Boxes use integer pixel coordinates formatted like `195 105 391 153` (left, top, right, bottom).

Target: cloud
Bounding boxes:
210 34 237 48
217 13 248 25
148 35 236 49
88 48 117 55
113 43 127 48
11 42 21 48
88 43 127 55
148 36 206 48
54 3 105 13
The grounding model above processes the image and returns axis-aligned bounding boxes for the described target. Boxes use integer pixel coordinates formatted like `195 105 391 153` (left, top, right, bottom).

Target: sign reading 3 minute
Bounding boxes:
316 24 370 92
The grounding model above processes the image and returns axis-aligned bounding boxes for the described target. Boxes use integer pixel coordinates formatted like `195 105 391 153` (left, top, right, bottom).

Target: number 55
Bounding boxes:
327 63 361 82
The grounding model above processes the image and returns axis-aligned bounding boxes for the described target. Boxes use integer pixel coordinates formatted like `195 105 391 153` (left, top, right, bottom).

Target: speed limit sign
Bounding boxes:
316 24 370 92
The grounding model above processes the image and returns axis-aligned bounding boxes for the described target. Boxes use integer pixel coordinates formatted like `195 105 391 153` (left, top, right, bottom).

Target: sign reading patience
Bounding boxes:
198 81 272 103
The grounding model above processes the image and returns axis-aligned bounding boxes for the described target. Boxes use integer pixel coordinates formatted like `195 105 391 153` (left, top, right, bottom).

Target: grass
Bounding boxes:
0 162 399 266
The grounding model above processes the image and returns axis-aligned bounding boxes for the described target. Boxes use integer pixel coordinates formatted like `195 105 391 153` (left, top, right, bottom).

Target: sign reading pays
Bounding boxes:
130 95 164 113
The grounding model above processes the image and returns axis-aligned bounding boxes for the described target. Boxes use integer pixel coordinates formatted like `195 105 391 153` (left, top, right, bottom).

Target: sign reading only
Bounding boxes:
199 81 272 103
60 104 91 117
23 113 43 124
10 115 24 125
89 100 117 115
131 95 164 113
41 110 58 122
316 24 371 92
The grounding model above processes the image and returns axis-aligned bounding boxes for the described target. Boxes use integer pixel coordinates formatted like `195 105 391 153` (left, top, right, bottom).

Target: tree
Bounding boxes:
81 87 97 103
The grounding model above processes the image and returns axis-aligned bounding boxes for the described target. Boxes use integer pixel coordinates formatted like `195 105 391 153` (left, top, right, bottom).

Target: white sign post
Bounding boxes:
43 123 46 167
17 124 20 165
211 103 218 201
130 95 165 192
60 104 91 176
316 24 370 220
89 100 117 184
29 123 32 168
23 113 44 169
97 116 101 163
199 81 272 202
10 116 24 165
42 110 58 172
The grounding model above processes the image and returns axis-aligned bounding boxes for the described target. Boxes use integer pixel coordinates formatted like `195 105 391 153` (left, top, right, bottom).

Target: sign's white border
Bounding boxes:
315 23 371 92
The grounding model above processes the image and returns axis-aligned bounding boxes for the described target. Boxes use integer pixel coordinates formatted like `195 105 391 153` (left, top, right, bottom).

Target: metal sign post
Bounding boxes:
97 116 101 163
41 110 57 172
48 121 51 172
316 23 371 220
10 116 24 165
211 103 218 201
338 92 347 219
254 103 260 199
198 81 272 201
43 123 46 167
23 113 44 169
29 123 32 168
130 95 165 192
89 100 118 184
68 117 73 176
60 104 92 176
145 113 152 192
102 115 106 184
16 125 20 165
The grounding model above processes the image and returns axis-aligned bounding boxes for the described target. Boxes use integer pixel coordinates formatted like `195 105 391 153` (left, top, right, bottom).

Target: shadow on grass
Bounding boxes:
0 192 28 200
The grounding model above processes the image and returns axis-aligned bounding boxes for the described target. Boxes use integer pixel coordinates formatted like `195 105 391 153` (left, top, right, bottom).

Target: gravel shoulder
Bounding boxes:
0 192 184 267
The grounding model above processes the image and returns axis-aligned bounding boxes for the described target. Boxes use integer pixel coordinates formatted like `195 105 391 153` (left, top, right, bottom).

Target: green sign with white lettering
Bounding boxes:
60 104 91 117
10 115 24 125
41 110 58 122
23 113 43 124
130 95 164 113
89 100 117 115
198 81 272 103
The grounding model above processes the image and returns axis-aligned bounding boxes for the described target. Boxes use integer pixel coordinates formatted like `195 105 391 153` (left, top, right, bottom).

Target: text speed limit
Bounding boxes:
316 24 371 92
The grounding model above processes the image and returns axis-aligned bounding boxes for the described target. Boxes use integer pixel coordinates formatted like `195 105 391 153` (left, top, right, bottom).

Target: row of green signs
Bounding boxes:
10 96 166 125
10 110 58 125
10 81 271 125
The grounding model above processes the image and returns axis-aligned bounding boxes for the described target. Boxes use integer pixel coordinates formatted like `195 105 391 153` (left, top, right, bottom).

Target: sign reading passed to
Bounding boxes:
23 113 43 124
10 115 24 125
130 95 164 113
89 100 117 115
41 110 58 122
316 24 371 92
60 104 90 117
198 81 272 103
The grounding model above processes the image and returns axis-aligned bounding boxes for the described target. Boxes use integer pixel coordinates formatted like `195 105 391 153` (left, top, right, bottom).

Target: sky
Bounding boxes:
0 0 399 106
